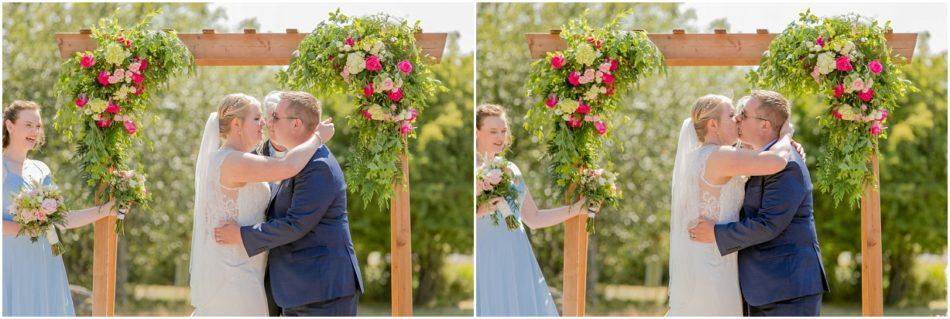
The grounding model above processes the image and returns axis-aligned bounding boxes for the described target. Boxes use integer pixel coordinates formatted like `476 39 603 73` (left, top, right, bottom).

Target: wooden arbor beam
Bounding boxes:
525 29 918 316
56 27 447 317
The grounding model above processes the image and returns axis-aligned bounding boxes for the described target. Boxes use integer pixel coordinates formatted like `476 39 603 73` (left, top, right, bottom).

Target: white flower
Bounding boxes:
816 52 836 75
345 52 366 75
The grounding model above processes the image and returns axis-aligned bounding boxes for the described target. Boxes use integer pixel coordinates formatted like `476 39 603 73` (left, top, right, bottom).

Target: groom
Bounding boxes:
689 90 829 316
215 91 364 316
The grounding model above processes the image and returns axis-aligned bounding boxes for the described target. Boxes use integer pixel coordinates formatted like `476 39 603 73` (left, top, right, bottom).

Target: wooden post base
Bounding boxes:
390 152 413 316
861 153 884 316
563 214 588 316
92 216 118 316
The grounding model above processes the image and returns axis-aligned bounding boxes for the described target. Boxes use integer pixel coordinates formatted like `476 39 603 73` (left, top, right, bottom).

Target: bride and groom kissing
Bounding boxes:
190 91 364 316
668 90 830 316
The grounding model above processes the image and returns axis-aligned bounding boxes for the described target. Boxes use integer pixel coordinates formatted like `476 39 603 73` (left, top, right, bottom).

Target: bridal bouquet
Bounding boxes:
108 169 150 235
477 156 521 230
577 167 621 233
9 180 69 256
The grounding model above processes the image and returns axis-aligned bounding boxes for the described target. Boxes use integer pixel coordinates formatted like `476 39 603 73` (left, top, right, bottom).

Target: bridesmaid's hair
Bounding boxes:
476 103 512 148
691 94 732 143
3 100 45 149
217 93 261 139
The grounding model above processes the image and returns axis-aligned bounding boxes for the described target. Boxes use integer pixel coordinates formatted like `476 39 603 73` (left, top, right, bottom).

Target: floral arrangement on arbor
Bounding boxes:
525 11 664 231
279 9 444 207
750 9 915 205
56 12 193 230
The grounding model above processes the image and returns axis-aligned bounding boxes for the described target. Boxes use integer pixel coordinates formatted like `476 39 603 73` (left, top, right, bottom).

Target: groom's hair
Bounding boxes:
749 90 790 136
281 91 321 131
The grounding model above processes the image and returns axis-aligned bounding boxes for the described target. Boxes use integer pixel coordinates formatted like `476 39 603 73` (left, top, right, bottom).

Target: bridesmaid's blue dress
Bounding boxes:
3 159 75 316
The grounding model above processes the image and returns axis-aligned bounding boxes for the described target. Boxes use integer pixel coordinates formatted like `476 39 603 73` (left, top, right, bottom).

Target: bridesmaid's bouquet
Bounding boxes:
577 167 621 234
9 179 69 256
108 169 149 235
477 156 520 230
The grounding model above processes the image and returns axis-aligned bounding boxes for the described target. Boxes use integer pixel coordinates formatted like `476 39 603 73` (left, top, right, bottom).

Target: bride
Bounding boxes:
667 94 794 316
190 93 333 316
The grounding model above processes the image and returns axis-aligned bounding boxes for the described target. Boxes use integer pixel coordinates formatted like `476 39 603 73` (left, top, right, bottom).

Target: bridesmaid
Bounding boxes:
3 100 118 316
475 103 593 316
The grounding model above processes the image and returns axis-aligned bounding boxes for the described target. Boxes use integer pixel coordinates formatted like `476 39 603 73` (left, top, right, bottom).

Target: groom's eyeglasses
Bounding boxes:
270 112 299 122
737 111 769 122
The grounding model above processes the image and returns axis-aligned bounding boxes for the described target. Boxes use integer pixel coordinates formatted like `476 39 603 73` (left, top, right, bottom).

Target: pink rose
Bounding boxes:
397 60 413 74
594 121 607 135
365 55 382 72
858 88 874 102
870 121 883 136
41 198 58 214
363 83 374 97
34 210 47 222
567 116 583 128
131 73 144 85
345 36 355 47
868 60 883 75
138 58 148 71
124 120 137 135
361 109 373 120
387 88 404 102
815 36 825 47
105 101 120 114
605 84 615 97
80 54 95 68
602 73 615 85
879 109 888 121
545 95 558 108
134 84 145 96
408 108 418 122
836 55 853 72
575 100 590 114
609 59 618 71
399 122 412 135
98 71 111 86
97 115 112 128
833 83 845 98
75 94 88 108
550 55 565 69
831 109 843 120
568 71 580 87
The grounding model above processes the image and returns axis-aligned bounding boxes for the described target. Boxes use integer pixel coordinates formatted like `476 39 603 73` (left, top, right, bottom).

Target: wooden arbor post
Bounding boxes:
526 28 917 316
57 28 447 317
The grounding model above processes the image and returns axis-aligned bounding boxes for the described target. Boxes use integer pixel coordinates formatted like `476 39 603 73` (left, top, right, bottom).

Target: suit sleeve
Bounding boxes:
713 162 807 256
239 160 336 257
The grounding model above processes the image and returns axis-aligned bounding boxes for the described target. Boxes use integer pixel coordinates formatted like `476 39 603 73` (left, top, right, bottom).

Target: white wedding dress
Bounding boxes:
667 118 744 316
190 113 271 316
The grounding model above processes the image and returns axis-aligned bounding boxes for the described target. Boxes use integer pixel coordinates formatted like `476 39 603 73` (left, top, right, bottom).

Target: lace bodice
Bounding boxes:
696 145 746 224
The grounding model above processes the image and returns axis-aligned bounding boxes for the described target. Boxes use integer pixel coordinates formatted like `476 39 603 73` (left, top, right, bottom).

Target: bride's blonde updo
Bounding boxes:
691 94 732 142
217 93 261 139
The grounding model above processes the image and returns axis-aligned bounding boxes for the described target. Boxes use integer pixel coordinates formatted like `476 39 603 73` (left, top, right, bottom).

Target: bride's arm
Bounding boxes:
519 188 586 229
708 122 796 178
222 119 334 184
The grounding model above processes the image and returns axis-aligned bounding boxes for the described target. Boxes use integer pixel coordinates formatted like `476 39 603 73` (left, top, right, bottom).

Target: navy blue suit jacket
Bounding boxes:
240 145 364 308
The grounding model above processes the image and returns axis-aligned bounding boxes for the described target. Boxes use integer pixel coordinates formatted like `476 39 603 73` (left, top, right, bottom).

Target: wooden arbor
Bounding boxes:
526 28 917 316
56 28 448 317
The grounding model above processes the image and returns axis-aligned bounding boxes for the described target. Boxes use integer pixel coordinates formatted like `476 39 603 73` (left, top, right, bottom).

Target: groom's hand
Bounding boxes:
688 217 716 243
214 220 242 245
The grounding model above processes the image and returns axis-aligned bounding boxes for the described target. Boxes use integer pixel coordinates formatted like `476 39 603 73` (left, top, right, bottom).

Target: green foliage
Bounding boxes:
279 9 445 208
750 9 916 206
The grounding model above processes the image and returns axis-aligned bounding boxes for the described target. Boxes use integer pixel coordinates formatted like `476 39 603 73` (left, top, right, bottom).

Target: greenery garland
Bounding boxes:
749 9 915 206
279 9 444 207
56 11 193 231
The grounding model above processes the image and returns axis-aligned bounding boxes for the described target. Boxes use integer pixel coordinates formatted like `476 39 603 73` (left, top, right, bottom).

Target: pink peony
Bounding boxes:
131 73 144 85
858 88 874 102
363 83 374 97
836 55 853 72
870 121 883 135
98 71 111 86
407 108 418 122
545 95 558 108
399 122 412 135
815 36 825 47
105 101 120 114
387 88 404 102
568 71 581 87
345 36 355 47
80 54 96 68
365 55 382 72
575 100 590 114
602 73 615 85
868 60 883 75
124 120 137 135
833 83 845 98
397 60 413 75
550 55 565 69
609 59 618 71
75 94 88 108
138 58 148 71
594 121 607 135
831 109 843 120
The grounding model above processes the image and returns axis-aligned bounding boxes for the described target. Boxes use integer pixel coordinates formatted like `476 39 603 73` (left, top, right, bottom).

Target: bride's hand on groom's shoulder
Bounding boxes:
316 117 335 144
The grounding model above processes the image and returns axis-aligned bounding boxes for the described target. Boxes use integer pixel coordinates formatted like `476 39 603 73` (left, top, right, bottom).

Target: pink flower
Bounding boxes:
567 116 583 128
609 59 618 71
545 95 558 108
361 109 373 120
399 122 412 135
105 101 120 114
602 73 615 85
586 37 602 49
365 55 382 72
134 84 145 96
879 108 889 121
138 58 148 71
34 210 47 222
98 71 111 86
870 121 883 135
75 94 88 108
363 83 374 97
833 83 845 98
387 88 404 102
858 88 874 102
815 36 825 47
345 36 355 47
407 108 418 122
831 109 844 120
605 84 615 97
97 115 112 128
594 121 607 135
868 60 883 75
80 54 95 68
811 66 821 82
568 71 580 87
397 60 413 75
131 73 144 85
836 55 853 72
41 198 58 214
550 55 565 69
124 120 137 135
575 100 590 114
